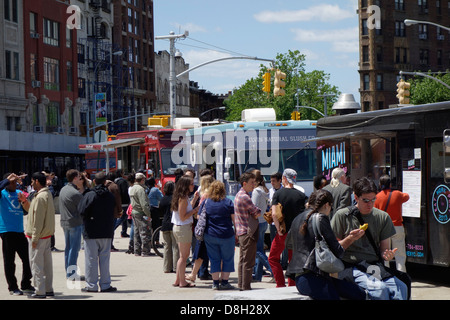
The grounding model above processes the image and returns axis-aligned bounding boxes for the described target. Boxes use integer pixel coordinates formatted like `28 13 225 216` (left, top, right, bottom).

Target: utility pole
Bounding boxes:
155 31 189 127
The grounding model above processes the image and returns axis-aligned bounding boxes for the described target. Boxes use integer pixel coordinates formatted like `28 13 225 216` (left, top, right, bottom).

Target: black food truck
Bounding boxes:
310 101 450 267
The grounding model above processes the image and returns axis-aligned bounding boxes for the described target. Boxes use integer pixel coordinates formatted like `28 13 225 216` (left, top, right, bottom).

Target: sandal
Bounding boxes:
179 282 196 288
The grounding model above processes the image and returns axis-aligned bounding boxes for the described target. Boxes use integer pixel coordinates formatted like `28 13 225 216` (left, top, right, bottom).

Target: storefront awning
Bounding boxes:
78 137 145 151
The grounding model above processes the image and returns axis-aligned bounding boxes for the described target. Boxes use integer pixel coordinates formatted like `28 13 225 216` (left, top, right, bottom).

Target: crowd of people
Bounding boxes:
0 165 411 300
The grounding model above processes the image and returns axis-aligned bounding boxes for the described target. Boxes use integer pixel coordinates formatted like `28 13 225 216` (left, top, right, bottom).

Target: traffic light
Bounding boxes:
262 72 271 93
291 111 300 120
274 69 286 97
396 79 411 104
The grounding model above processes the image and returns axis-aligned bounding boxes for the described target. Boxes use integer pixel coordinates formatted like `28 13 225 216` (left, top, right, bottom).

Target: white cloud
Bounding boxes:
291 27 359 53
254 4 354 23
173 22 207 33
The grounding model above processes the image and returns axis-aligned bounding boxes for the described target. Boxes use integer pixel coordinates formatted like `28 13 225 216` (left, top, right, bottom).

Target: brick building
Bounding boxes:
358 0 450 111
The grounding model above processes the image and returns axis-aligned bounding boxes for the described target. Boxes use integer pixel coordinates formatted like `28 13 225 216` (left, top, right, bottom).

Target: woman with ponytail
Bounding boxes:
286 189 366 300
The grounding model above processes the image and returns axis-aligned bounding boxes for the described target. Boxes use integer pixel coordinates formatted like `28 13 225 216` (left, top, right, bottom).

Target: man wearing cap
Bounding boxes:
269 168 306 287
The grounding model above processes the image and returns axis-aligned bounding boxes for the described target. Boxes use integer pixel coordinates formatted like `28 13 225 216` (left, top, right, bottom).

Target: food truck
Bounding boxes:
311 101 450 267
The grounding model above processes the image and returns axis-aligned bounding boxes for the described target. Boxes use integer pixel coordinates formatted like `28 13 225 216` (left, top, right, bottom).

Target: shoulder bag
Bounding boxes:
311 213 345 274
194 200 207 241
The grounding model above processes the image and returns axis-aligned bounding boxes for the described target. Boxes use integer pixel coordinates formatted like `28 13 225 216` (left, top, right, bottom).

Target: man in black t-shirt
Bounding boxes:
269 169 306 287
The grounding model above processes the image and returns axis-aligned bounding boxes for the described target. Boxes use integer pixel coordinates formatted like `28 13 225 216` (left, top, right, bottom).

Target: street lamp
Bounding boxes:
199 106 226 119
404 19 450 32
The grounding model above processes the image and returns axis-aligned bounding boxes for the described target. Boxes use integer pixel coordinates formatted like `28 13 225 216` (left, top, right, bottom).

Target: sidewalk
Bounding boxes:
0 214 278 300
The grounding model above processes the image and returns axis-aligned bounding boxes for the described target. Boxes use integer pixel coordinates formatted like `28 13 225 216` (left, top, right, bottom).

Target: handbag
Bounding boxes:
311 213 345 274
194 200 207 241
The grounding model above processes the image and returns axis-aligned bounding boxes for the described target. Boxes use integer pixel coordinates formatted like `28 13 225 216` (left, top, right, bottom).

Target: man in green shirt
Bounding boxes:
331 177 408 300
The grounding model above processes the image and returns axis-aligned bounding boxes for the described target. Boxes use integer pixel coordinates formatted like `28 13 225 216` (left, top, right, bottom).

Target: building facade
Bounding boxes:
358 0 450 111
0 0 85 175
154 50 190 117
112 0 156 132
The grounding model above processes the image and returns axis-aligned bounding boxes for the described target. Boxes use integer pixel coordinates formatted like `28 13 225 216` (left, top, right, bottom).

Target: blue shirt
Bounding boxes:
148 187 163 207
203 198 235 239
0 185 24 233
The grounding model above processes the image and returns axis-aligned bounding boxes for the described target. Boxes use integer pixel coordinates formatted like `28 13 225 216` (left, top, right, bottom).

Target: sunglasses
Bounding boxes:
361 198 376 204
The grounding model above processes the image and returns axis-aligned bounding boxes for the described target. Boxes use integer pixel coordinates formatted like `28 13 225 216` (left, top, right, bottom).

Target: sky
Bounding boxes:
153 0 360 103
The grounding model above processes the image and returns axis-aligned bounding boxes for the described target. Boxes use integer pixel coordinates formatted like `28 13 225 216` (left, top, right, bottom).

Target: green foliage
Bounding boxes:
224 50 341 121
410 71 450 105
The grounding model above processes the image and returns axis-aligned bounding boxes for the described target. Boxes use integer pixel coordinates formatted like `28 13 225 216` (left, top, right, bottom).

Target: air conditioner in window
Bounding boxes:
30 32 40 39
31 80 41 88
438 35 445 41
69 127 78 134
55 127 64 134
33 126 44 133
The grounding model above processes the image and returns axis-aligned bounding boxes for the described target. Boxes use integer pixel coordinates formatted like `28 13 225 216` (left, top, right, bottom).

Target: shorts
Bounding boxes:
173 223 192 244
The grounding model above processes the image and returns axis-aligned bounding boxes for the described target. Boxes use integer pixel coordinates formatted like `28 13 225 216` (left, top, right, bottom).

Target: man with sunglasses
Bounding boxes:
331 177 408 300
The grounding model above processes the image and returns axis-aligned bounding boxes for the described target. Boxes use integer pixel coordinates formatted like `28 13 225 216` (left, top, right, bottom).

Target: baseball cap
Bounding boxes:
283 169 297 185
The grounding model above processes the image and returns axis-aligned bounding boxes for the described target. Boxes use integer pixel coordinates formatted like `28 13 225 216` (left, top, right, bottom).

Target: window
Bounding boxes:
438 50 443 65
43 57 60 91
363 74 370 91
376 74 383 90
43 18 60 46
66 61 73 91
420 49 429 65
395 21 406 37
4 0 18 23
78 78 86 98
66 28 72 48
30 53 38 81
77 44 85 63
376 46 383 62
30 12 37 33
362 19 368 36
5 50 19 80
395 0 405 10
418 24 428 39
362 46 369 63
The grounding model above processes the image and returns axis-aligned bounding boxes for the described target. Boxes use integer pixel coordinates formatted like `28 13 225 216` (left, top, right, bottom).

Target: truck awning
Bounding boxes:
78 137 145 151
304 130 397 143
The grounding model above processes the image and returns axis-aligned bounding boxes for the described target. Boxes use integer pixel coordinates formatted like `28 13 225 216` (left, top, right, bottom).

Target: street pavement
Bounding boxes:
0 214 449 301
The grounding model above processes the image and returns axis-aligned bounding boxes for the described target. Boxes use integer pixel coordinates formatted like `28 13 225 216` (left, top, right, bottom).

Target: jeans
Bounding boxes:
352 267 408 300
84 238 112 291
63 225 82 278
204 233 235 273
268 233 294 287
296 272 366 300
254 222 272 281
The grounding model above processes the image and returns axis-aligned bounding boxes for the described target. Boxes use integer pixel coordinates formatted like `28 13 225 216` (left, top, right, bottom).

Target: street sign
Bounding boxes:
94 130 107 143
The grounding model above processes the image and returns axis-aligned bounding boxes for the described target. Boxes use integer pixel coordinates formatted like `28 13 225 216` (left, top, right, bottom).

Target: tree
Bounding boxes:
224 50 341 121
409 71 450 105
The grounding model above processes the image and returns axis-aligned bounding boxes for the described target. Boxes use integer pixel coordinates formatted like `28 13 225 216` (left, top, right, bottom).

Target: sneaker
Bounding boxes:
100 286 117 293
10 289 23 296
220 283 236 290
212 284 220 290
81 287 98 293
121 233 130 238
21 286 35 294
28 293 46 299
46 291 55 297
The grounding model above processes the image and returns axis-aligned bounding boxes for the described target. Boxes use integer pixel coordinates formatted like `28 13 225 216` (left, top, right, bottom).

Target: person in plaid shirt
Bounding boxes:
234 172 261 291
